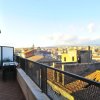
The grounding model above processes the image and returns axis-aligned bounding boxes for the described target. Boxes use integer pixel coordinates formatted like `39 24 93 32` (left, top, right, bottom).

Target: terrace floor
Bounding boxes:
0 70 25 100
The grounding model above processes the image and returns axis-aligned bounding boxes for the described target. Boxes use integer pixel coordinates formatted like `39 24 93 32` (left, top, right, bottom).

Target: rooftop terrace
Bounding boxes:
0 46 100 100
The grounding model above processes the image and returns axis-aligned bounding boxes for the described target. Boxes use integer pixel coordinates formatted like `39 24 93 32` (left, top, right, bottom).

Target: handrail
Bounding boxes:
16 56 100 88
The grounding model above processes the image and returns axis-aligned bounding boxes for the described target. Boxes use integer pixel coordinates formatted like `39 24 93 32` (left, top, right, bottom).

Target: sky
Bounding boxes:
0 0 100 48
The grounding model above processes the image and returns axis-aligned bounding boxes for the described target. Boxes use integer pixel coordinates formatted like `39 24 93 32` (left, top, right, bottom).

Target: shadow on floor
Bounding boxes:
0 70 26 100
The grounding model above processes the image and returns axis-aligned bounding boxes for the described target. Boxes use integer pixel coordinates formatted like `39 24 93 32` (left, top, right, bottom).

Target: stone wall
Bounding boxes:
63 62 100 85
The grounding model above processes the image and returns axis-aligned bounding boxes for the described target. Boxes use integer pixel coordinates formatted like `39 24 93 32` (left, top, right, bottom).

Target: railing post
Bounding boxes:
1 46 3 66
52 62 55 80
24 59 27 72
62 64 65 85
41 66 47 93
22 58 26 71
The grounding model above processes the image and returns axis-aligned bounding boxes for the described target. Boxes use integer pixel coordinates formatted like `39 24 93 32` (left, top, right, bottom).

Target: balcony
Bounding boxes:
0 70 25 100
0 46 49 100
16 56 100 100
0 46 100 100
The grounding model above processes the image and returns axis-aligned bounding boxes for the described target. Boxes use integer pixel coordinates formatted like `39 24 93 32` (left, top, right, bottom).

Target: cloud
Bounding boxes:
87 22 95 33
39 22 100 46
47 33 77 42
41 33 100 46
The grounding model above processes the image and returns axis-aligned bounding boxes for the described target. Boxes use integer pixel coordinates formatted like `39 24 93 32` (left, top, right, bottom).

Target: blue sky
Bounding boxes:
0 0 100 47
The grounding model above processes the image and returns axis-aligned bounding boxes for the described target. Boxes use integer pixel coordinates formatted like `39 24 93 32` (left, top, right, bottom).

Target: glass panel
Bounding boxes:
25 60 40 86
47 67 100 100
2 47 14 62
0 47 1 65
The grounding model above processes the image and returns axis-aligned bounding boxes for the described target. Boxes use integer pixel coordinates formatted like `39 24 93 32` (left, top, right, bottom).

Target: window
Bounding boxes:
72 56 74 61
64 57 66 61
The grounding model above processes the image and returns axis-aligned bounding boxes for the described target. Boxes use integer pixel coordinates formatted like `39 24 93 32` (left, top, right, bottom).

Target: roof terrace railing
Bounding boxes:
15 56 100 100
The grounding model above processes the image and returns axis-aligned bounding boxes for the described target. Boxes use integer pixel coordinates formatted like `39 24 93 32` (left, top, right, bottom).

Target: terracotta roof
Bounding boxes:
24 49 34 54
28 55 44 61
92 56 100 58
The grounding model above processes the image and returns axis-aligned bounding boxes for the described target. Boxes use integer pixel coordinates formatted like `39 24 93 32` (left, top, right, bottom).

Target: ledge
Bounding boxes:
17 68 50 100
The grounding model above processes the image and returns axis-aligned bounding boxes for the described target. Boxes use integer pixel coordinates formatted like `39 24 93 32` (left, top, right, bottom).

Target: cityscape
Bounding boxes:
14 45 100 100
0 0 100 100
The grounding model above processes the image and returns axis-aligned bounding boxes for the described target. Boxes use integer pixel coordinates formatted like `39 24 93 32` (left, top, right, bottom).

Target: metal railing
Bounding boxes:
15 56 100 100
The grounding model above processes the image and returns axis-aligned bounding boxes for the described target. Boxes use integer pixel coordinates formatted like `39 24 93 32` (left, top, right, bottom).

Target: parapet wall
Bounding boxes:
63 62 100 85
16 68 50 100
64 62 100 75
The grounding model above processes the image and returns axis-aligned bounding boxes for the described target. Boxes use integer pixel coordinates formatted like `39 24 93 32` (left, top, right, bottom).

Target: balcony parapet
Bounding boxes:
17 68 50 100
